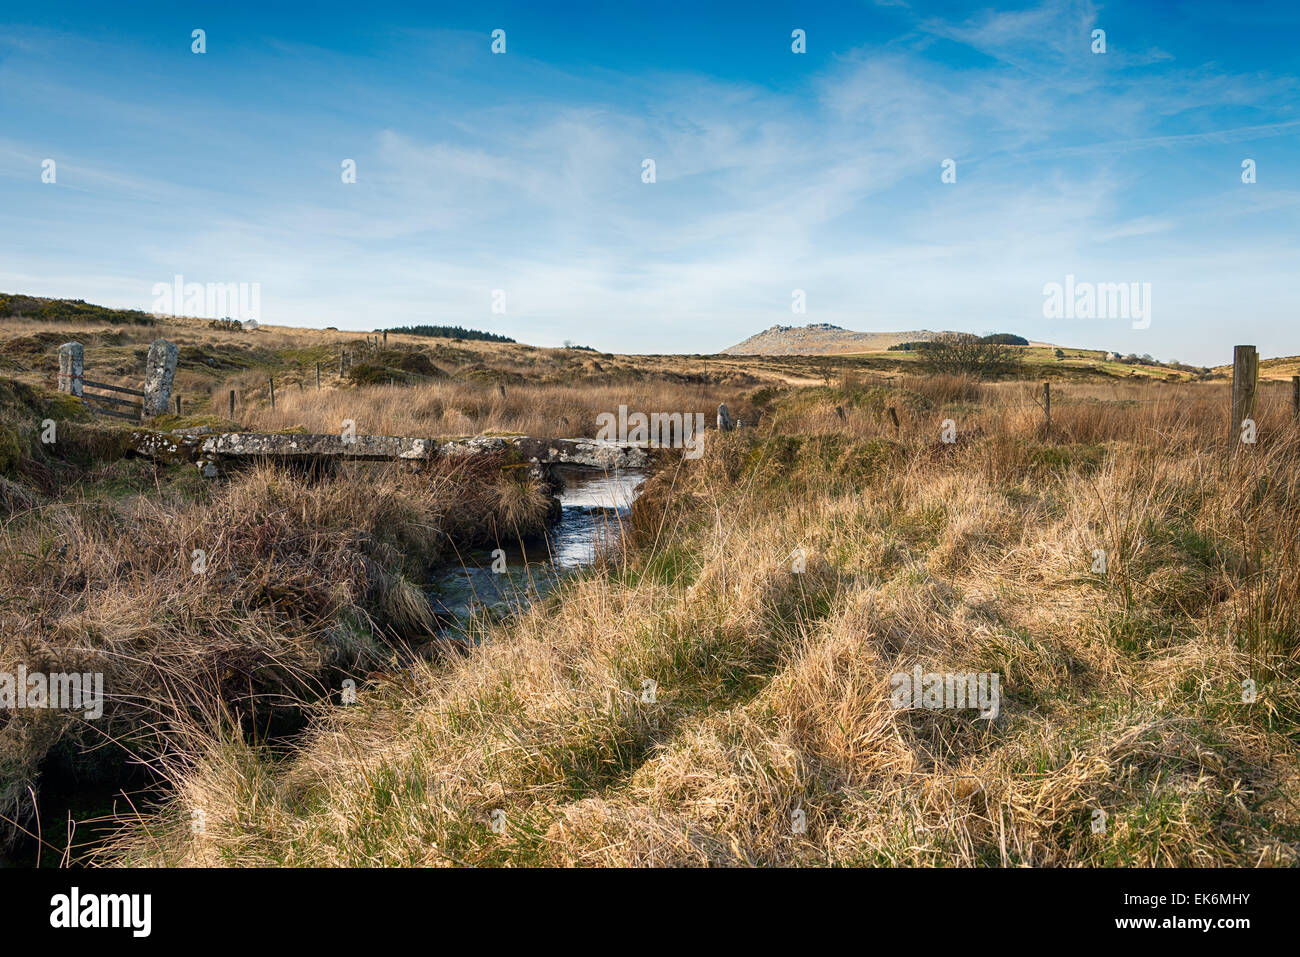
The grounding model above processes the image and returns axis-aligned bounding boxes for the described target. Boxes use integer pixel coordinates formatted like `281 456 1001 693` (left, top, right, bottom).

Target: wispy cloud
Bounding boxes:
0 1 1296 362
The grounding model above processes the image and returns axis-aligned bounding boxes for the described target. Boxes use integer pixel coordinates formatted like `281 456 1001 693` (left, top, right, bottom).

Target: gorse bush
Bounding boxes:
0 294 155 326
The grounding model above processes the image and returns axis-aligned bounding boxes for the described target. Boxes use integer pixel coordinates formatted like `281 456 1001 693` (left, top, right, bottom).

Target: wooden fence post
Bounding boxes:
269 376 276 410
316 363 321 390
175 395 182 415
1230 345 1258 454
229 390 235 419
1043 381 1051 432
1292 375 1299 422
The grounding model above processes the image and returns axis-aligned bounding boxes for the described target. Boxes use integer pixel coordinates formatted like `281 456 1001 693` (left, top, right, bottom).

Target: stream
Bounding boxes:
427 465 644 636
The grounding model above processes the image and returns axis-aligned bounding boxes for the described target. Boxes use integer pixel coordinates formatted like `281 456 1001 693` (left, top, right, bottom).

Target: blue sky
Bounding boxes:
1 0 1297 363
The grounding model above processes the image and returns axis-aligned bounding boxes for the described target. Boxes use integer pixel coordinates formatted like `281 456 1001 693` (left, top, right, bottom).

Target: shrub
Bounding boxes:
0 294 154 326
917 332 1024 379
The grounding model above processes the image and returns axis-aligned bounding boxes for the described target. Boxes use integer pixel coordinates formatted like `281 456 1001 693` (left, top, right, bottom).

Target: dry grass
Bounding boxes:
0 313 833 438
242 379 735 439
0 455 553 848
95 382 1300 867
3 311 1299 867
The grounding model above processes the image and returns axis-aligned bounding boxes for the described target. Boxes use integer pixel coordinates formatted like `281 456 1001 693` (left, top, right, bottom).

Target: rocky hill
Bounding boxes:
721 323 942 356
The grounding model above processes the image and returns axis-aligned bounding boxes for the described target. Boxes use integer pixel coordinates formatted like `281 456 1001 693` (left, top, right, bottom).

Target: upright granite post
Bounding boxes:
717 403 734 431
142 339 179 417
58 342 84 397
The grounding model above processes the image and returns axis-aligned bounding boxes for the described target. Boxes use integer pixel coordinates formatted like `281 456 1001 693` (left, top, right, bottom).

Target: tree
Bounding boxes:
917 332 1023 379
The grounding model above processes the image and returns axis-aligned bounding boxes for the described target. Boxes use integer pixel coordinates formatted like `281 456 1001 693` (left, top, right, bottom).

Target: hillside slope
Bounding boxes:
722 323 1056 356
1210 355 1300 381
722 323 940 356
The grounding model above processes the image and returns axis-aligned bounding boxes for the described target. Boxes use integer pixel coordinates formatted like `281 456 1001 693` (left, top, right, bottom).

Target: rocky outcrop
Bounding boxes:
722 323 942 356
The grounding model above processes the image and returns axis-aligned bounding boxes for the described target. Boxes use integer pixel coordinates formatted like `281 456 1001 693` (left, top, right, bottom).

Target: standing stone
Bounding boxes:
142 339 179 417
58 342 84 396
717 403 734 431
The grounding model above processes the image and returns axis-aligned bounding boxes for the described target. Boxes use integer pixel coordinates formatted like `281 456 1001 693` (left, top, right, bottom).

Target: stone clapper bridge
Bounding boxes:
130 414 736 478
195 432 653 477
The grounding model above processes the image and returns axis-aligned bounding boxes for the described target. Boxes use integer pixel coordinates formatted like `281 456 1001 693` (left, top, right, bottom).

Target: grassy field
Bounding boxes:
2 304 1298 867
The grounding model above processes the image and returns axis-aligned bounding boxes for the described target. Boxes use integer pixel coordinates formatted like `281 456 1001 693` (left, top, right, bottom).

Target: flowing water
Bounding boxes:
427 466 644 636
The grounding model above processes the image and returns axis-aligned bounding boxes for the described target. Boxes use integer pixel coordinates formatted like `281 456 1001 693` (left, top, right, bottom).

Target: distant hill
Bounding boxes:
1210 354 1300 381
0 293 154 326
721 324 938 356
722 323 1052 356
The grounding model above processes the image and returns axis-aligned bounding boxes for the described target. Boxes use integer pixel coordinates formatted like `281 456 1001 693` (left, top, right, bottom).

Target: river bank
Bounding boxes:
1 462 645 867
